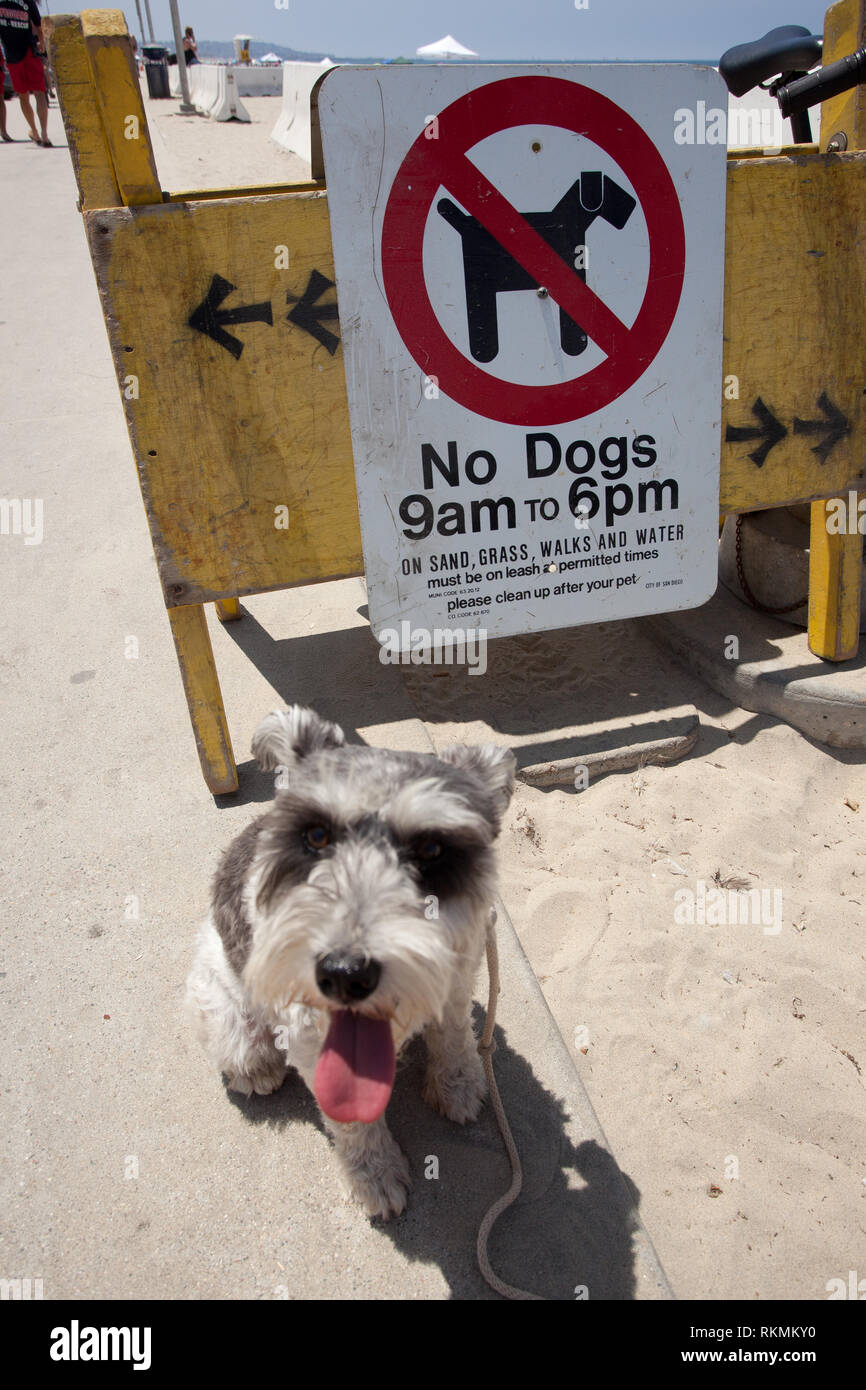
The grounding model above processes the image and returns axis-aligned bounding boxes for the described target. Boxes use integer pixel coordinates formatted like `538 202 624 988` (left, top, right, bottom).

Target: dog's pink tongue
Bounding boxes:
314 1011 395 1124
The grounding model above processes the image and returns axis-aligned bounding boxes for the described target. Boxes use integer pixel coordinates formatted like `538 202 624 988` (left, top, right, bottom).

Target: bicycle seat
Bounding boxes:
719 25 823 96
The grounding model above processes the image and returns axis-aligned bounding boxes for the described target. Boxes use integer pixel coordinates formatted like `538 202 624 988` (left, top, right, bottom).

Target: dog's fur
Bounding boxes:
186 706 515 1218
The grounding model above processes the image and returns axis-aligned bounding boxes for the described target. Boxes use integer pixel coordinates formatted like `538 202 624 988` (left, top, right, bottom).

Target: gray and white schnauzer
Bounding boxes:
186 706 515 1219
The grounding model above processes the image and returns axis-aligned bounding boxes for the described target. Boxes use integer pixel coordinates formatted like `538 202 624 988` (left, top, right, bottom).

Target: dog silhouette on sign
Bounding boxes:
437 173 636 362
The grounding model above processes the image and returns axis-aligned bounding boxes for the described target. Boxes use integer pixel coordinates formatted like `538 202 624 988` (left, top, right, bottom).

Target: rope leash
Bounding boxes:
475 907 542 1300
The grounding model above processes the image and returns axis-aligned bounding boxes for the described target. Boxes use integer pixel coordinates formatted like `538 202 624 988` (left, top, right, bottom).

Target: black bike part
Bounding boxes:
778 47 866 116
789 104 813 143
719 25 822 96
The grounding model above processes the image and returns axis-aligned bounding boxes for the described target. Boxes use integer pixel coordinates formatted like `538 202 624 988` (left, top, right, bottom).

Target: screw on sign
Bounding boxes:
381 76 686 426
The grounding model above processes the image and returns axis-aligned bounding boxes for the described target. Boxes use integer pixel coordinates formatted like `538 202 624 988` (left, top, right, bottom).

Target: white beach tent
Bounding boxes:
415 34 479 59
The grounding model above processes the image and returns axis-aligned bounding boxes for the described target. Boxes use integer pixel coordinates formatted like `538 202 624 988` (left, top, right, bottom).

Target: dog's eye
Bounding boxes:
414 839 442 862
303 825 330 851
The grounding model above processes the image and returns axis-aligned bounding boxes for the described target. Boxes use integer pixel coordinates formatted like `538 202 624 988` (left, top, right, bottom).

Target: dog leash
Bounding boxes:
476 907 542 1300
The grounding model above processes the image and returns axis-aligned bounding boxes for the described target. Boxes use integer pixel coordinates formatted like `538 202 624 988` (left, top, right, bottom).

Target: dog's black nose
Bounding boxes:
315 954 381 1005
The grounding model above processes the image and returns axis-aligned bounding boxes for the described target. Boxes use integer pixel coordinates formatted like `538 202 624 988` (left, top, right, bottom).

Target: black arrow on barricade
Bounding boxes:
724 397 787 467
793 392 850 465
188 274 274 360
286 270 340 355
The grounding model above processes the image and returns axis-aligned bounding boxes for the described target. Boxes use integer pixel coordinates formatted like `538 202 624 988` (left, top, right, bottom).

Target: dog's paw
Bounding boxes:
224 1057 287 1097
339 1138 411 1220
423 1055 487 1124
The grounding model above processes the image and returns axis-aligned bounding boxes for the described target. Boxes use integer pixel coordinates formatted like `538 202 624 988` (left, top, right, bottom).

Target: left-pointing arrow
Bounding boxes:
188 274 274 360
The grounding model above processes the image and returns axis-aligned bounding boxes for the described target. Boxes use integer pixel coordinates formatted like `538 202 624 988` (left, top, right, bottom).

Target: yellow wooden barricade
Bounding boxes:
48 5 864 793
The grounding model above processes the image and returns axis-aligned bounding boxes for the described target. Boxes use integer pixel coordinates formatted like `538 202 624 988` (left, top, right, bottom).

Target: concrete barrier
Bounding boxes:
168 64 254 119
270 59 334 164
170 62 281 99
233 65 283 97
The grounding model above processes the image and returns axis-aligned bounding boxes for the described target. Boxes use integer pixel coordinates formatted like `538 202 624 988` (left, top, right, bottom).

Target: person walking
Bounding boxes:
183 26 198 65
0 49 13 140
0 0 51 145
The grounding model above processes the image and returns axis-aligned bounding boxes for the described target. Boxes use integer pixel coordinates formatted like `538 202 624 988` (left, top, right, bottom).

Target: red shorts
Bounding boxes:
7 49 46 96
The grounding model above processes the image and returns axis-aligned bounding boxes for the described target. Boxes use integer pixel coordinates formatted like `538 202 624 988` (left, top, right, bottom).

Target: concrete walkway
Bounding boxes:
1 99 670 1300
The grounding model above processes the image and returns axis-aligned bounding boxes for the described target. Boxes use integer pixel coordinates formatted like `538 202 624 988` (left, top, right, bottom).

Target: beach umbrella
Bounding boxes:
415 34 479 60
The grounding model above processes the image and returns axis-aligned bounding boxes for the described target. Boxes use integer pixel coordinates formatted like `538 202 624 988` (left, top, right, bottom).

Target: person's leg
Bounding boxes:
34 89 49 143
0 88 9 140
17 91 40 142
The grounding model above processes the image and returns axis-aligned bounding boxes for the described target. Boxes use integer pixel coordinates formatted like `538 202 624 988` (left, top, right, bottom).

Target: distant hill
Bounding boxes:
155 39 714 65
154 38 386 64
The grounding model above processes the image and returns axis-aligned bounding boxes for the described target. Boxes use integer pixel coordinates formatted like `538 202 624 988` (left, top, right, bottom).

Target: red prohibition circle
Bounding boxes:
381 75 686 427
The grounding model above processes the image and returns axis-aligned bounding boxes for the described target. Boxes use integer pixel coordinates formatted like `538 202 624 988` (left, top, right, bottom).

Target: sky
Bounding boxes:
54 1 830 62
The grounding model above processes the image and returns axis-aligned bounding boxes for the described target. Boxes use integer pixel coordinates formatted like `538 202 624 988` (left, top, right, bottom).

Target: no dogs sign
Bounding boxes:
319 65 727 643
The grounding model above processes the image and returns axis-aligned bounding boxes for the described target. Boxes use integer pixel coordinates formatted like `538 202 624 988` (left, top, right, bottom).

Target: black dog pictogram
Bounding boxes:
437 173 636 362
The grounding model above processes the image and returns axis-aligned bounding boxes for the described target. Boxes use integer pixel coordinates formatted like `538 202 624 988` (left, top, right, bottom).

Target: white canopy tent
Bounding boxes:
415 34 479 59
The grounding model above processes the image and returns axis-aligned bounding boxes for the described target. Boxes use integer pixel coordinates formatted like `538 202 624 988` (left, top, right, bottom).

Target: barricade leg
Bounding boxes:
809 0 866 660
214 598 242 622
167 604 238 794
808 502 863 660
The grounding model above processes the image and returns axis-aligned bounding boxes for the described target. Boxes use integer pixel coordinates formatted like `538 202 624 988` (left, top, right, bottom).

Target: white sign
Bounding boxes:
319 65 728 645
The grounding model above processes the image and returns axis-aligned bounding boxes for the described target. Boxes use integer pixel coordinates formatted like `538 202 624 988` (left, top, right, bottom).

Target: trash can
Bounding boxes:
142 44 170 99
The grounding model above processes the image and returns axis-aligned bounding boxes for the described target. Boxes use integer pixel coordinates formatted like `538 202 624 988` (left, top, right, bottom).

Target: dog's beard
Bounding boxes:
242 843 479 1122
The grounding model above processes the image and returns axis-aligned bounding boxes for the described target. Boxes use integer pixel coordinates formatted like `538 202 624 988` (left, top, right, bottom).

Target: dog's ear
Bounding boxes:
251 706 345 773
438 743 516 826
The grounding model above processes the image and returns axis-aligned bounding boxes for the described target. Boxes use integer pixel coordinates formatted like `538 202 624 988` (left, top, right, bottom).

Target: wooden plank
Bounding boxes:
77 7 133 38
808 504 862 658
817 0 866 150
84 190 362 606
807 0 864 660
168 604 238 794
46 14 121 210
82 15 161 207
721 151 866 513
166 182 324 203
47 10 160 210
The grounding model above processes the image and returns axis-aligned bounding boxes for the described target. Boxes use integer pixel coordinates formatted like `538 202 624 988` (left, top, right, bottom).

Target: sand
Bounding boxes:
400 630 865 1300
142 89 312 190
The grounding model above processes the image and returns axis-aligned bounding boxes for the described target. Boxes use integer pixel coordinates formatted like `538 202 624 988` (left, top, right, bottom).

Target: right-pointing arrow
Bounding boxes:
724 397 787 468
793 391 850 465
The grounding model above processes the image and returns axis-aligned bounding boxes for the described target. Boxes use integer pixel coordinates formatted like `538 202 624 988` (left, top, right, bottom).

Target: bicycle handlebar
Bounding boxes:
777 46 866 116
